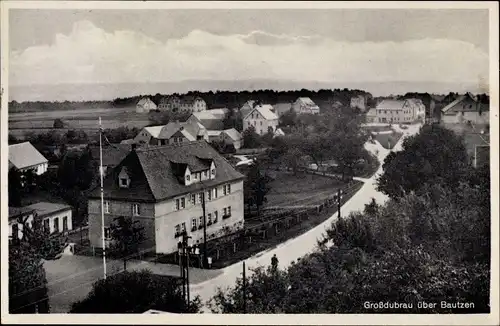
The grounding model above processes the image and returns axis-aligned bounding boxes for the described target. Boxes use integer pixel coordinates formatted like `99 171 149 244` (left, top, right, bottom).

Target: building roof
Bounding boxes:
297 97 318 106
9 142 48 170
144 125 164 138
137 97 155 106
9 206 37 221
88 144 132 167
190 111 226 130
207 130 223 137
273 103 292 115
89 141 245 202
441 93 488 114
244 104 278 121
223 128 242 141
157 120 205 140
120 139 136 145
376 100 407 110
25 202 72 219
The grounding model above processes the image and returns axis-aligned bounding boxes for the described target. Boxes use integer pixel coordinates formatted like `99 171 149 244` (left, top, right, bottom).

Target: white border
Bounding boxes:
1 1 499 325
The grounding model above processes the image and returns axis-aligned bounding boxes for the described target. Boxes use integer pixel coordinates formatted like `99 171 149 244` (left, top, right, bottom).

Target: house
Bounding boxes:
133 125 164 145
240 100 256 119
374 99 425 124
292 97 320 115
9 202 73 241
156 120 208 145
365 108 378 123
136 97 157 113
88 144 132 177
350 95 367 111
9 142 48 176
207 128 243 150
242 104 279 135
271 102 293 117
87 141 246 255
159 95 207 113
441 92 489 125
187 109 229 130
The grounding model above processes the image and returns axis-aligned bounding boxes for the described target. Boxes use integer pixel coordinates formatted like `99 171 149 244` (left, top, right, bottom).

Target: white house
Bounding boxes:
242 104 279 135
187 108 229 130
374 99 425 124
136 97 158 113
133 125 164 145
9 202 73 241
9 142 48 176
441 92 489 125
292 97 320 115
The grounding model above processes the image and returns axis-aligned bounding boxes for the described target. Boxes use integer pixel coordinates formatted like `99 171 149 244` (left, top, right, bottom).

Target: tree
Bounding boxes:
109 216 145 271
53 118 64 129
9 215 66 313
279 109 297 127
244 161 272 218
8 168 23 207
242 125 261 149
376 124 469 199
70 270 201 313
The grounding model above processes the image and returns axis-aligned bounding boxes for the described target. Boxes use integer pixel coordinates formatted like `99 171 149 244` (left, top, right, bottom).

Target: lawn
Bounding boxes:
372 131 403 150
263 170 346 208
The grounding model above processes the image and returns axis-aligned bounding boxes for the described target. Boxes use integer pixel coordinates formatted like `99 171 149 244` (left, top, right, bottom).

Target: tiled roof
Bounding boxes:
9 206 36 221
9 142 48 170
223 128 242 141
297 97 317 106
244 104 278 121
88 144 132 167
207 130 223 137
376 100 407 110
25 202 72 219
89 141 245 202
157 120 204 140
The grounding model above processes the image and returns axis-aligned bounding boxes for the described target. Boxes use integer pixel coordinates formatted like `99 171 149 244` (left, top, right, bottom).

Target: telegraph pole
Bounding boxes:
201 185 208 267
99 117 107 279
337 188 342 219
242 261 247 313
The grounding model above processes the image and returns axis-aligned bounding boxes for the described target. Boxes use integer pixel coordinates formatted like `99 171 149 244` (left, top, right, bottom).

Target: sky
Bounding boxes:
8 8 490 93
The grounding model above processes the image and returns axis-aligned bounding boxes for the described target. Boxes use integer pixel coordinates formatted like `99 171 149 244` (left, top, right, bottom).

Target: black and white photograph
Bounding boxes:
1 1 498 325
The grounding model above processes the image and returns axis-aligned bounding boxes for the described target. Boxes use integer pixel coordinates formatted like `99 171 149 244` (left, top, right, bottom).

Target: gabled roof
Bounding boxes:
244 104 278 121
9 142 48 170
296 97 318 106
180 96 205 105
89 144 132 167
274 128 286 137
144 125 164 138
137 97 155 106
25 202 72 219
157 120 204 140
441 93 487 114
89 141 245 202
207 130 223 137
376 100 407 110
223 128 242 141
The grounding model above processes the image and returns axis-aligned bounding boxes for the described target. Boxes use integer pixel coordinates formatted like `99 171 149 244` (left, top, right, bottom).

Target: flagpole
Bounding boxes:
99 117 107 279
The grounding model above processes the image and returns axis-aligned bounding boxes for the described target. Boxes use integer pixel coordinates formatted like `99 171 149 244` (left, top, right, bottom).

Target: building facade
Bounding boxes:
375 99 425 124
159 95 207 113
292 97 320 115
87 141 245 255
242 104 279 135
441 92 490 125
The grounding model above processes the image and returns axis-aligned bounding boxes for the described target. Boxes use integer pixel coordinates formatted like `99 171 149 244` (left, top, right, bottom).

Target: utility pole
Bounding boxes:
242 261 247 314
181 232 192 309
201 184 208 267
337 188 342 219
99 117 107 279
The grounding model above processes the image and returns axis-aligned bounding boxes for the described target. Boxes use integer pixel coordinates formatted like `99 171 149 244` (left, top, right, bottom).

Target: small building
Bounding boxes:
219 128 243 150
187 109 229 131
136 97 158 113
350 95 367 111
242 104 279 135
9 202 73 241
441 92 489 125
87 141 245 255
292 97 320 115
156 121 208 145
9 142 49 176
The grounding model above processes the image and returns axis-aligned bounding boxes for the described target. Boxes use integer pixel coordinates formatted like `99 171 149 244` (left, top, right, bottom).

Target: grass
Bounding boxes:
263 170 346 208
372 131 403 150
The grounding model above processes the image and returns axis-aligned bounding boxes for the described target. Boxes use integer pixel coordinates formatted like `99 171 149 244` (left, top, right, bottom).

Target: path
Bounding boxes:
190 123 422 311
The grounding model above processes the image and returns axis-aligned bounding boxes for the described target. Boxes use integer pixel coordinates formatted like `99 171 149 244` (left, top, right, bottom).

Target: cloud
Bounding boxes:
9 20 488 87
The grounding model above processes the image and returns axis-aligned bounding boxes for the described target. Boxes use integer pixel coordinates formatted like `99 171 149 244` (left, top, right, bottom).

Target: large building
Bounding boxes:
9 142 49 176
292 97 320 115
159 95 207 113
441 92 489 125
242 104 279 135
87 141 245 255
374 99 425 124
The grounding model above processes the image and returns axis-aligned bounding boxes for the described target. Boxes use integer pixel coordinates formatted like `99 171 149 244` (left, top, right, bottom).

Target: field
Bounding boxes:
8 106 151 139
263 170 347 209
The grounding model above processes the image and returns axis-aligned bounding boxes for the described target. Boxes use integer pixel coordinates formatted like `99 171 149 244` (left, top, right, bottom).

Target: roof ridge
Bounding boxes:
136 140 207 153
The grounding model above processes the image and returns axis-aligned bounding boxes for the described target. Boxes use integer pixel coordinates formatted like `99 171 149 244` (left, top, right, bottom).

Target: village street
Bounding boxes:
190 123 422 310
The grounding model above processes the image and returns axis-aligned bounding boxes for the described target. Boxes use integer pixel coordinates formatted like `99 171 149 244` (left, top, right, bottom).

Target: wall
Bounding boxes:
88 199 156 251
442 111 490 125
154 180 244 254
243 111 278 135
41 208 73 234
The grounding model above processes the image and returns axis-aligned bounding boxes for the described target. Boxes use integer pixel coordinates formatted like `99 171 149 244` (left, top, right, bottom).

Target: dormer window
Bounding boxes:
118 167 130 188
186 175 190 182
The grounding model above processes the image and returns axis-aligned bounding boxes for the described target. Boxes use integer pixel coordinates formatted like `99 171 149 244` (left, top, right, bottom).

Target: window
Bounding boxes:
53 218 59 233
197 172 201 180
181 223 186 232
203 170 207 178
207 213 212 225
186 174 190 182
260 121 263 126
191 218 197 231
213 211 218 223
207 190 212 201
43 219 50 233
198 192 203 203
191 194 196 205
63 216 68 232
212 169 216 176
104 201 110 213
213 187 218 199
194 173 198 180
175 199 180 211
227 184 231 194
175 224 180 236
181 198 185 209
228 206 231 216
223 185 227 196
104 227 111 239
132 204 140 216
199 216 203 229
120 178 128 187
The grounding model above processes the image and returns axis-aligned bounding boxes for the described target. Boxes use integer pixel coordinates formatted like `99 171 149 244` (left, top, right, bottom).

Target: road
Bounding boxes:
190 123 422 310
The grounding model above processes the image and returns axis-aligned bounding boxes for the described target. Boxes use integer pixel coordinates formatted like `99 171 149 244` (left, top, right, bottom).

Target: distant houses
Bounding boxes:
440 92 489 125
158 95 207 113
186 108 229 130
9 142 49 176
292 97 320 115
350 95 367 111
242 104 279 135
136 97 158 113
